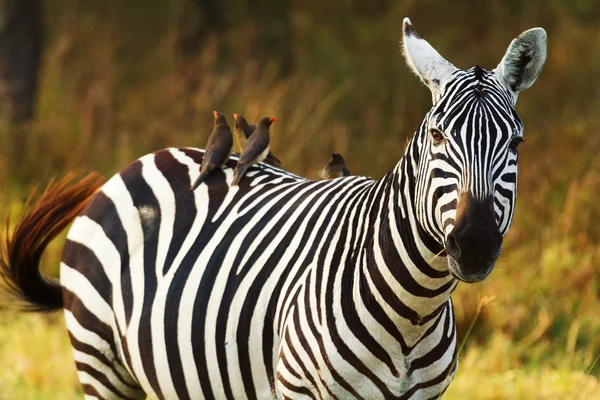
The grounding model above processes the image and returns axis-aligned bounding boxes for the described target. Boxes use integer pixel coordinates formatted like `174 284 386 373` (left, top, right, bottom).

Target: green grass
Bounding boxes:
0 313 81 400
0 313 597 399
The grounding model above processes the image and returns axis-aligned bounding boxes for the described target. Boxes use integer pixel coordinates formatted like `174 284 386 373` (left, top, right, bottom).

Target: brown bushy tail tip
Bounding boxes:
0 173 106 312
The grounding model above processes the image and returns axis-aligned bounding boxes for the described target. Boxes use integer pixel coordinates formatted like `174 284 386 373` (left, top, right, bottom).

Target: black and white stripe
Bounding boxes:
62 145 461 399
413 66 523 243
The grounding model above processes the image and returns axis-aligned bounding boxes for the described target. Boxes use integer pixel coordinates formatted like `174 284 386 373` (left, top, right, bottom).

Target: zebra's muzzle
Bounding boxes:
444 194 503 283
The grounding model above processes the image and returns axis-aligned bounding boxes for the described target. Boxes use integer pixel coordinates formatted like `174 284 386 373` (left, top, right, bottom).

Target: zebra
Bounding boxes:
0 18 546 399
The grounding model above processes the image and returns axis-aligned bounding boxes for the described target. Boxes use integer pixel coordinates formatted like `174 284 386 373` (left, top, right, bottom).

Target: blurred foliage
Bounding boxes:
1 0 600 398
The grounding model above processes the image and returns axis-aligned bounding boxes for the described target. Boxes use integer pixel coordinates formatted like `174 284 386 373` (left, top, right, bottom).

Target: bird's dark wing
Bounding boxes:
266 151 282 166
202 129 232 170
206 127 232 149
244 124 256 139
239 132 270 165
202 147 229 170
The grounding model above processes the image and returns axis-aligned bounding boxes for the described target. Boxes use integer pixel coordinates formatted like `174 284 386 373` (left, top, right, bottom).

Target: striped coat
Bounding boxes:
60 147 457 399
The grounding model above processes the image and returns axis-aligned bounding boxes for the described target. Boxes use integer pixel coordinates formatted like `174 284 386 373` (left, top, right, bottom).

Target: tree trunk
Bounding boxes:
0 0 43 187
0 0 43 122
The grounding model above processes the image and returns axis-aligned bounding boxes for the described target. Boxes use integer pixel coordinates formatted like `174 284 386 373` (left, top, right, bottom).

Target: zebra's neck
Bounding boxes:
350 149 457 347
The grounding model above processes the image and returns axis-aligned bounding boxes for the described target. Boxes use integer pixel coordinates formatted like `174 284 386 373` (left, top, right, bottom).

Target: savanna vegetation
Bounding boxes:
0 0 599 398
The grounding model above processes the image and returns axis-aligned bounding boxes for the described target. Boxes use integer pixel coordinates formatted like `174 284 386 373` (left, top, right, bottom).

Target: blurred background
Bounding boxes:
0 0 599 398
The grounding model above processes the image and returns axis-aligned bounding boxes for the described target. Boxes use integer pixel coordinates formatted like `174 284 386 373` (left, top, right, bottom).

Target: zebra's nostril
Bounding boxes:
445 234 462 261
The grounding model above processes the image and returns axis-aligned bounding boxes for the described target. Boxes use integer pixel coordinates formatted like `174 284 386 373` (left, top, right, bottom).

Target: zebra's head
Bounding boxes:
402 18 547 283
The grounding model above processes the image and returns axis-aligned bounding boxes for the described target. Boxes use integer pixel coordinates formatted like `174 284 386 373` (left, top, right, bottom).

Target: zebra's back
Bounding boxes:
61 147 376 399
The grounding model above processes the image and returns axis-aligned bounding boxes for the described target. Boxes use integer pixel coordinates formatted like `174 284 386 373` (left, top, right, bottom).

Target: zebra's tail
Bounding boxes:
0 173 105 312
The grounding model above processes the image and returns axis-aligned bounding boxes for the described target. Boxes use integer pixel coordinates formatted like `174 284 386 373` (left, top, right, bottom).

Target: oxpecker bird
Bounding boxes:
231 116 276 186
190 111 233 190
234 113 282 167
233 114 253 152
319 153 351 179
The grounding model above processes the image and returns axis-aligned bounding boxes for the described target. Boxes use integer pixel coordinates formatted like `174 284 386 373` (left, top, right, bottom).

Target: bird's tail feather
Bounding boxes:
190 170 209 191
271 153 282 165
232 165 249 186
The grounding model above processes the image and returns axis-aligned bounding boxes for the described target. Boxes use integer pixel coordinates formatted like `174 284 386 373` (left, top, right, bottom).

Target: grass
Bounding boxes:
0 313 81 400
0 313 597 399
1 0 600 398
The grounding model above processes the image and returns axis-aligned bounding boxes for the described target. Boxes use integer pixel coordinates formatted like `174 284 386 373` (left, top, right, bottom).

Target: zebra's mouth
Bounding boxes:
447 256 495 283
443 193 502 283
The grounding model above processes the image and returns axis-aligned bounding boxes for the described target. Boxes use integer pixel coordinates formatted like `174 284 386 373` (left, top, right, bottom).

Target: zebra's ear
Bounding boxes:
494 28 547 97
401 18 457 101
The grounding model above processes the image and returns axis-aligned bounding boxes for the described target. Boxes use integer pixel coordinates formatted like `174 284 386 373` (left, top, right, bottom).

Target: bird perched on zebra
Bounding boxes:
232 116 276 186
0 17 547 400
190 110 233 191
319 152 351 179
232 113 252 151
234 113 282 167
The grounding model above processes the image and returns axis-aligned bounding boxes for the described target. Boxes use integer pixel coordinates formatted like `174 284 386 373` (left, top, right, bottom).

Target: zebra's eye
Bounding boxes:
509 136 524 152
430 129 445 145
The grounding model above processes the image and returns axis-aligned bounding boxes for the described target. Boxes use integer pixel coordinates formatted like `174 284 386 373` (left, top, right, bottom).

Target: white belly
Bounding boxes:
257 145 270 163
